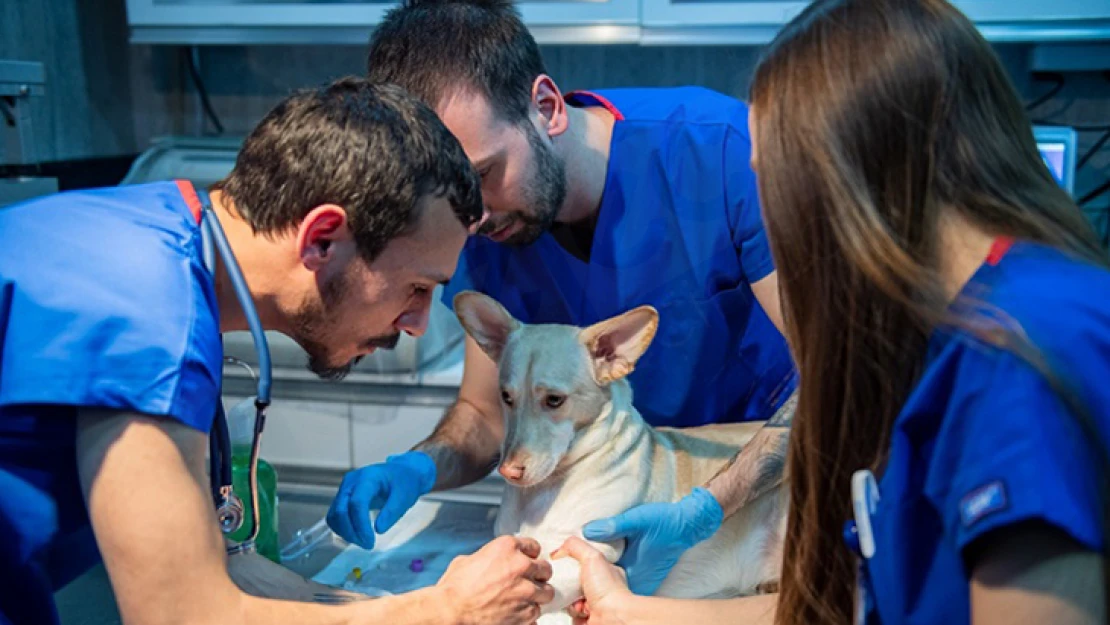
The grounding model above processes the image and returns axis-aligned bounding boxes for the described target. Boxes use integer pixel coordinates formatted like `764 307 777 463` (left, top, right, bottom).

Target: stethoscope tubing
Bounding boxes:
197 188 273 552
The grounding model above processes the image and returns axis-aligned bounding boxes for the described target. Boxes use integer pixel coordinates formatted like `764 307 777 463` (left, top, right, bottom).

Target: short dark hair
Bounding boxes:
215 77 482 263
366 0 546 124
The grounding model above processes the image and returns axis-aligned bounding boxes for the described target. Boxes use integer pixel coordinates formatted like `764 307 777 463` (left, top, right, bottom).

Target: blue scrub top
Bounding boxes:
444 87 797 427
860 238 1110 624
0 181 222 625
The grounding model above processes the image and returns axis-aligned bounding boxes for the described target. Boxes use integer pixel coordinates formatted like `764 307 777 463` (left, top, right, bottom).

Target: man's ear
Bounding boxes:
578 306 659 385
454 291 520 362
532 75 568 139
297 204 350 272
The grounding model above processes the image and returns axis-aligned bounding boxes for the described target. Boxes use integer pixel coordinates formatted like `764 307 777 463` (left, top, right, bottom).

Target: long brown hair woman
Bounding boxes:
752 0 1110 624
553 0 1110 624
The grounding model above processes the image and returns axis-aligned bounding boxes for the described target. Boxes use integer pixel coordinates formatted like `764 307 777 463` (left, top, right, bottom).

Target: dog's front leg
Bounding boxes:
536 534 624 616
545 555 584 614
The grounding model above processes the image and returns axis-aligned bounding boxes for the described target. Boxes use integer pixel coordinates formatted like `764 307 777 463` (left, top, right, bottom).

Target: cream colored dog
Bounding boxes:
453 291 789 620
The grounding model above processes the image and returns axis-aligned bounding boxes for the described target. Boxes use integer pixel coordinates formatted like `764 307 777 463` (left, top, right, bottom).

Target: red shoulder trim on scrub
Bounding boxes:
986 236 1015 266
564 90 625 121
175 179 204 224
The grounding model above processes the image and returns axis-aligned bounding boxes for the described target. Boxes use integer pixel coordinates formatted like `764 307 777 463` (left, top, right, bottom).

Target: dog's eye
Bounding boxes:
501 390 514 406
544 394 566 409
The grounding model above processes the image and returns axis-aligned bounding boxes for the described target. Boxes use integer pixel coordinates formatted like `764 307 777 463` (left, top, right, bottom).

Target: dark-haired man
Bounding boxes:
328 0 797 601
0 78 553 625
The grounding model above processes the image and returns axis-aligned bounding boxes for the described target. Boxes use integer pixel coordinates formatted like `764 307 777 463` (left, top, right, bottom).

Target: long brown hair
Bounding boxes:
748 1 1109 623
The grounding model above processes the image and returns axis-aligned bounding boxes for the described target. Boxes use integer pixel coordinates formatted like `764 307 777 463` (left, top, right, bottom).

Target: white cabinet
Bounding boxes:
954 0 1110 42
638 0 1110 44
955 0 1110 23
639 0 806 44
124 0 640 45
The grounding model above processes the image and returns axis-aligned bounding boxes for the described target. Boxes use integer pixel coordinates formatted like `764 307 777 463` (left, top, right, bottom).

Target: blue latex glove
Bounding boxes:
582 487 724 596
326 451 437 550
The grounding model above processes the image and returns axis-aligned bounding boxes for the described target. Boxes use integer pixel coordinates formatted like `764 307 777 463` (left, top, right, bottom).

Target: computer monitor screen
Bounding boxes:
1039 142 1067 183
1033 126 1078 196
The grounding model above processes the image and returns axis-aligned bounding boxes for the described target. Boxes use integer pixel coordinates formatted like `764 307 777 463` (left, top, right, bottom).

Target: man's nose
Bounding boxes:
469 207 491 235
396 305 430 338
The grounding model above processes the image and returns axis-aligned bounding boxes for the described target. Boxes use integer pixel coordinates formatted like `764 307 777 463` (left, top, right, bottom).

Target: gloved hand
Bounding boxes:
581 487 724 596
326 451 437 550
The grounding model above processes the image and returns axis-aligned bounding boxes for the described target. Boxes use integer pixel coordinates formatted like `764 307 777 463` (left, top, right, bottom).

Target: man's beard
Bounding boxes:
478 123 567 246
290 269 399 381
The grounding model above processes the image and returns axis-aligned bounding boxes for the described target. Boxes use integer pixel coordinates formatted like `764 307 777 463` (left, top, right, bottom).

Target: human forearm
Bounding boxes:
241 586 452 625
705 394 794 517
79 410 459 625
705 425 788 517
616 591 778 624
415 398 502 490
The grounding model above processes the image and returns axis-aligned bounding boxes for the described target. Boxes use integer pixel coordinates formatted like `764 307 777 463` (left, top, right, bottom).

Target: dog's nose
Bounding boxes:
499 463 525 482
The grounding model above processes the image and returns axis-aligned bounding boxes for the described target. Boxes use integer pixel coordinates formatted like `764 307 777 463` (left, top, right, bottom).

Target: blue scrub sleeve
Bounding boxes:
926 346 1105 559
0 247 221 434
723 126 776 284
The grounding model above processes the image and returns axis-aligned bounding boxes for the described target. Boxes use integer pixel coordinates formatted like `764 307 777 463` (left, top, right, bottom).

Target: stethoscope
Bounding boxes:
196 187 273 556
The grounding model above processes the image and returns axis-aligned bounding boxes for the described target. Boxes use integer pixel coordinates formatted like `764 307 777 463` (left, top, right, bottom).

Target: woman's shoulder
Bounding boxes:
980 240 1110 358
987 240 1110 311
904 239 1110 436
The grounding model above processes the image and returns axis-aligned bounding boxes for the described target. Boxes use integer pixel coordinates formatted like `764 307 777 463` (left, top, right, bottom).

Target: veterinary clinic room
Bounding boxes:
4 0 1110 623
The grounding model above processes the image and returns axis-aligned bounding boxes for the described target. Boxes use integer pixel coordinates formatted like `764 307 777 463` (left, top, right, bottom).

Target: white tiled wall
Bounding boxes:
351 403 445 467
223 395 353 470
221 394 450 471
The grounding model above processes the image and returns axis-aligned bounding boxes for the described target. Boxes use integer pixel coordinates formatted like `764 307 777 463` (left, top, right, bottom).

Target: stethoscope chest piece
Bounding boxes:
217 485 246 535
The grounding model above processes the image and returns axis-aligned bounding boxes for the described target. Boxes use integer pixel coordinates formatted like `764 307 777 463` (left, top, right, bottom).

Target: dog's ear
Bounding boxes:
453 291 520 362
578 305 659 385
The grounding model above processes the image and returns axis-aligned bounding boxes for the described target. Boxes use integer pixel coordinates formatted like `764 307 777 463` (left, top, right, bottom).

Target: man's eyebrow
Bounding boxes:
422 271 452 286
472 149 501 170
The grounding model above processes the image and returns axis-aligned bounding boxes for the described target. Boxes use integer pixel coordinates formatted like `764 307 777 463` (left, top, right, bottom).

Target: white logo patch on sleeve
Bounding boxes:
959 480 1008 528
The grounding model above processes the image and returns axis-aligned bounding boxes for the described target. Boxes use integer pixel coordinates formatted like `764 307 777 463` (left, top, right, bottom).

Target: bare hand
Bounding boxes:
437 535 555 625
553 537 633 625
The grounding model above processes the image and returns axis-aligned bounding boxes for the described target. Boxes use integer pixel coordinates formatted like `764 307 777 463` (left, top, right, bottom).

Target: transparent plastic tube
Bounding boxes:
280 518 346 563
